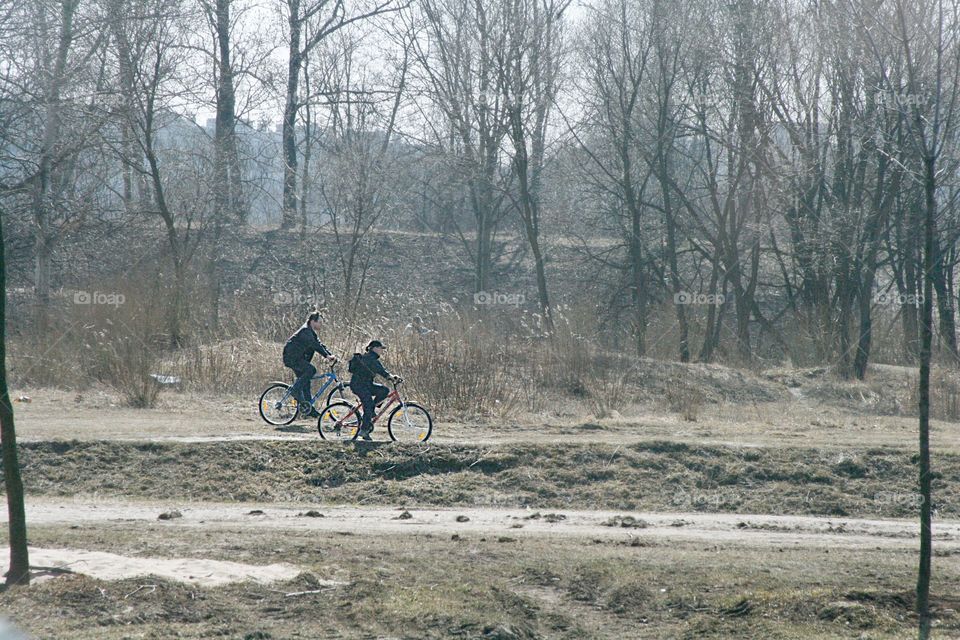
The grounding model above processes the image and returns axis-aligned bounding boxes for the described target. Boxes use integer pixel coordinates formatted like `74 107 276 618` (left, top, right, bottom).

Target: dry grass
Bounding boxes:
6 516 957 639
9 440 960 519
8 257 959 423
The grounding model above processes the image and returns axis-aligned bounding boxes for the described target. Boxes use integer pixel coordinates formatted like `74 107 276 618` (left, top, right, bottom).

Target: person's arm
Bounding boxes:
314 339 332 359
373 358 392 380
305 329 332 359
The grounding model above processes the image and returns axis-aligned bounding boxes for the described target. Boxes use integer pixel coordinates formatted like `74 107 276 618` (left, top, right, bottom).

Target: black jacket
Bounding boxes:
283 324 331 367
350 351 391 387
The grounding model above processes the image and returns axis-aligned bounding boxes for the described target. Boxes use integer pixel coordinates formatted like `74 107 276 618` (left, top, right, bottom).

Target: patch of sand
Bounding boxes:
0 547 303 587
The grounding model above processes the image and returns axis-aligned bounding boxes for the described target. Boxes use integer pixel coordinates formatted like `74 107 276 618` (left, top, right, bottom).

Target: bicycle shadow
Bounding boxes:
275 424 313 434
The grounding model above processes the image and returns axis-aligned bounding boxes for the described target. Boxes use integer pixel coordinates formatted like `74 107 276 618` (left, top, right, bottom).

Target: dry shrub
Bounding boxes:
588 373 629 419
388 312 535 417
9 283 639 419
102 334 163 408
67 292 168 408
906 368 960 422
7 278 720 419
665 383 705 422
170 338 285 395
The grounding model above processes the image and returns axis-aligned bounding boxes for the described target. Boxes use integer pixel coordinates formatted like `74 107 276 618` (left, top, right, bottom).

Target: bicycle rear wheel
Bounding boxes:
259 383 299 426
387 402 432 442
324 381 350 407
318 401 361 441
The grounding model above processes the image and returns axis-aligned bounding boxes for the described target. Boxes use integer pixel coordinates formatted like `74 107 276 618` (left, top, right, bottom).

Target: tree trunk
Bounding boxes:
33 234 51 334
896 195 923 359
473 179 494 294
280 2 302 230
659 154 689 363
629 209 648 357
836 291 854 379
699 255 721 362
31 0 77 332
529 232 552 330
510 108 553 331
916 154 935 640
854 267 877 380
0 209 30 586
932 244 958 362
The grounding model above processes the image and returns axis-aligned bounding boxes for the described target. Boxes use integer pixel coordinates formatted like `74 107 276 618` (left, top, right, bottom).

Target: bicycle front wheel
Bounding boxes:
318 401 361 441
387 402 433 442
259 383 299 426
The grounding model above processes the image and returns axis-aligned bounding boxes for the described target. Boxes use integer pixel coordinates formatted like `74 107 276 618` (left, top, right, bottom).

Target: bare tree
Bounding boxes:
2 0 108 331
0 189 29 587
570 0 657 355
409 0 515 294
310 25 410 309
109 0 209 346
199 0 247 224
497 0 570 331
195 0 274 331
855 0 960 634
276 0 405 230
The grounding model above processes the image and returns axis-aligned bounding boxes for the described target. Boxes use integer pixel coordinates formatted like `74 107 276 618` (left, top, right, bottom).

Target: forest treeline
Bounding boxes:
2 0 960 379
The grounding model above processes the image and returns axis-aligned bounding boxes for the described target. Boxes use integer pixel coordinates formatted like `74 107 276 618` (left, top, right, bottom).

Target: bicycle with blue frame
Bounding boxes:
258 361 350 426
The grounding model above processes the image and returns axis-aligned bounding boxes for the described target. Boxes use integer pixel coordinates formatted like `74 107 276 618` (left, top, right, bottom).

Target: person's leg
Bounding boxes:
290 363 316 405
286 365 304 399
371 383 389 409
354 384 376 433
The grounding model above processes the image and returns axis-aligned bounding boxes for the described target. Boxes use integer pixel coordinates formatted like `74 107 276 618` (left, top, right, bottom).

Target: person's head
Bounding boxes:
307 311 323 331
365 339 386 356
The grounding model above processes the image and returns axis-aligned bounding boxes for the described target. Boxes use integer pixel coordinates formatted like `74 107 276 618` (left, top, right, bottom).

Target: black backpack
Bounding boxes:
347 352 363 375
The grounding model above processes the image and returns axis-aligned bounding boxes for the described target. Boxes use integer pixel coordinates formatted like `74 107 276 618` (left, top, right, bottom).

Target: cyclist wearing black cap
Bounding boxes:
349 340 400 440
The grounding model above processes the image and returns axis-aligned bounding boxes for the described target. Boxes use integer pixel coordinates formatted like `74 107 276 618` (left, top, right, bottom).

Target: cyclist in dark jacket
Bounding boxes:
283 311 336 417
350 340 399 440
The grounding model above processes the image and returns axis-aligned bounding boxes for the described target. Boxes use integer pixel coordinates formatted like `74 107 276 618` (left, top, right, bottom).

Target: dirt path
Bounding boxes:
15 387 960 451
12 402 941 450
13 498 960 552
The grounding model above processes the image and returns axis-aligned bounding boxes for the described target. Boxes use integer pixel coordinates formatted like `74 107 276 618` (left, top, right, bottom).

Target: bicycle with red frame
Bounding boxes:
317 377 433 442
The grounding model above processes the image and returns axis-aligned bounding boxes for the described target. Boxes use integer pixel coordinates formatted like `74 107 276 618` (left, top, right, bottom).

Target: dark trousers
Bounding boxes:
353 382 389 430
287 361 316 404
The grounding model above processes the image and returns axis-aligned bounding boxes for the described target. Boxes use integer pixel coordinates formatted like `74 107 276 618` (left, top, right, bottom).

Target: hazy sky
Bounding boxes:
191 0 593 128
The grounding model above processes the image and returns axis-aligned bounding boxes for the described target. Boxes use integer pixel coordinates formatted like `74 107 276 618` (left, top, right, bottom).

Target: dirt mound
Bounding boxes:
634 359 790 405
10 440 960 519
765 363 960 420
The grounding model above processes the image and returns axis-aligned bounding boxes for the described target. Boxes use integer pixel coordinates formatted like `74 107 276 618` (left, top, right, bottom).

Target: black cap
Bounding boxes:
366 340 385 350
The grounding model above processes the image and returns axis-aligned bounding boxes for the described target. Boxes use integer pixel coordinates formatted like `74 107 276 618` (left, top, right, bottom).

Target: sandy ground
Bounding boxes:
0 547 304 587
12 387 957 451
10 498 960 553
